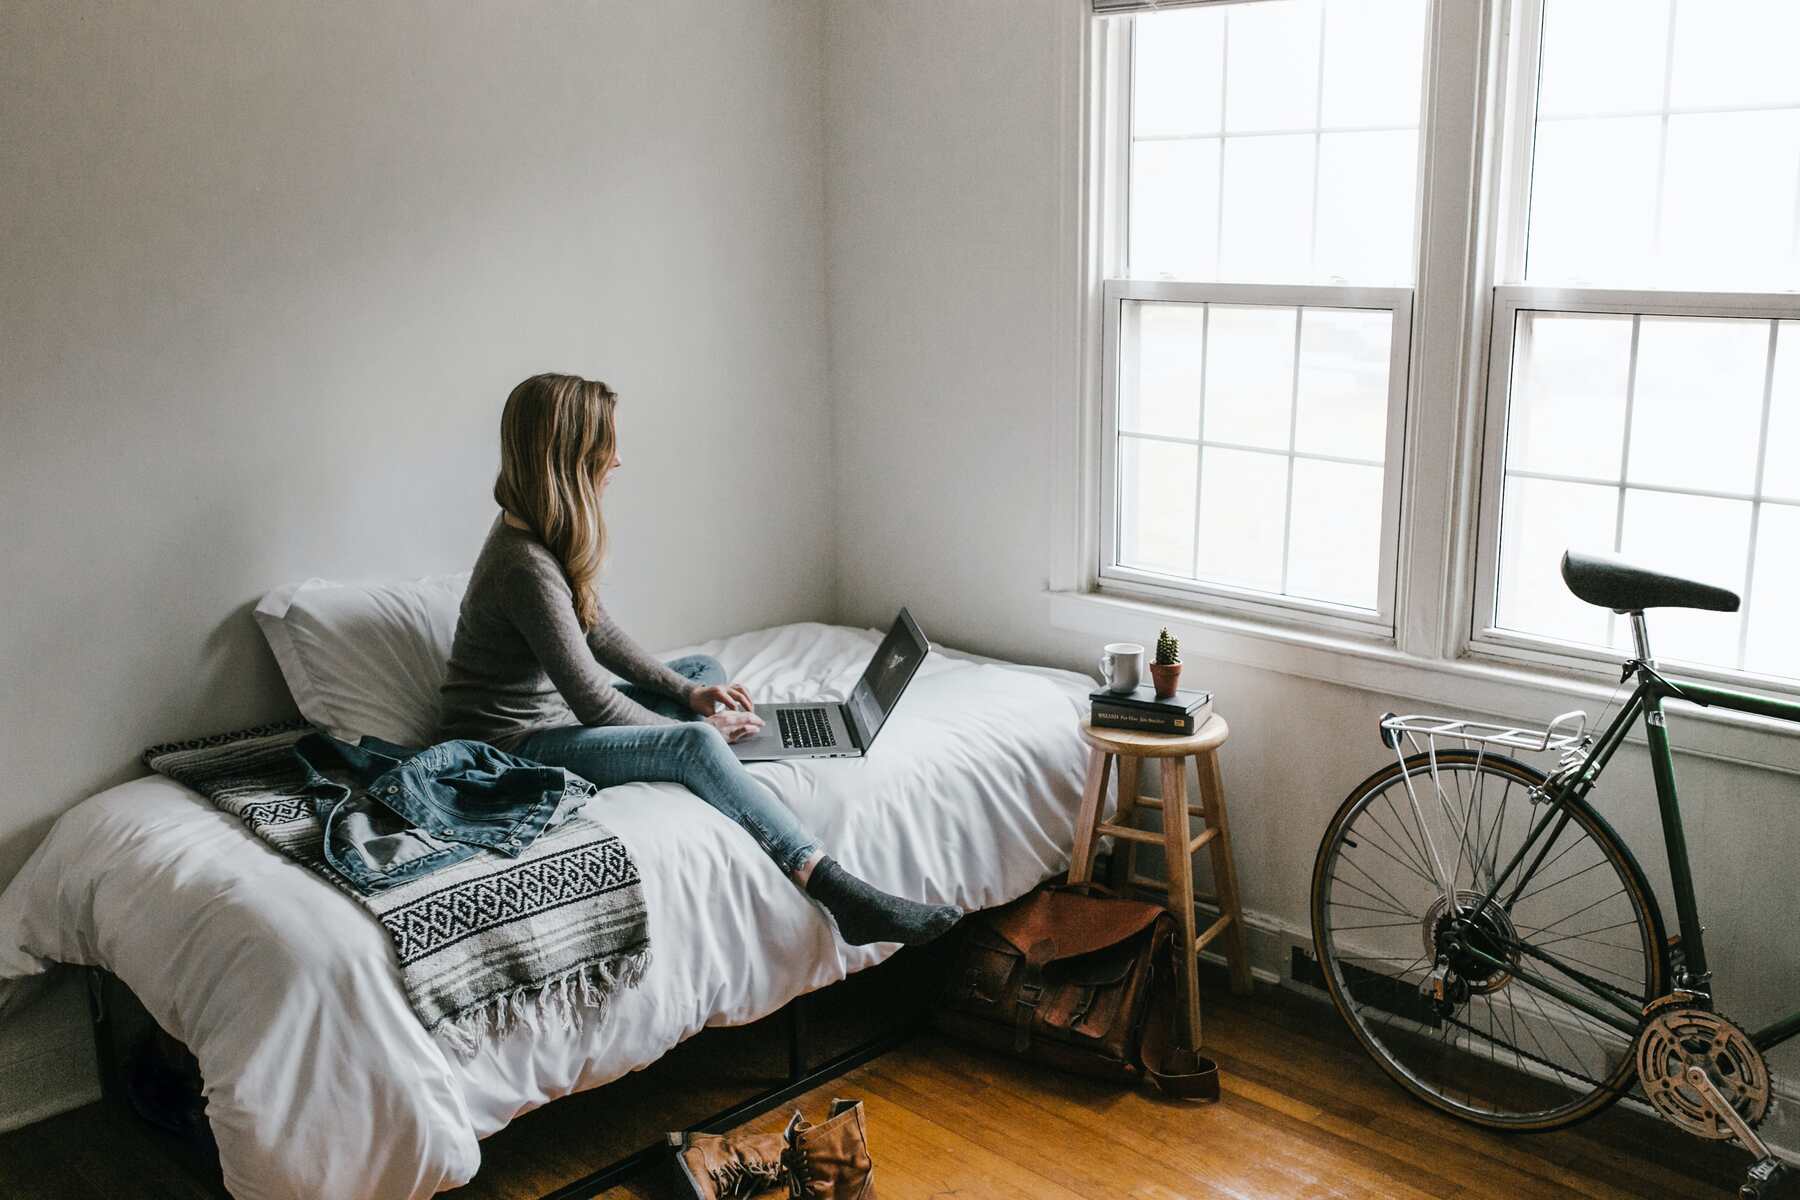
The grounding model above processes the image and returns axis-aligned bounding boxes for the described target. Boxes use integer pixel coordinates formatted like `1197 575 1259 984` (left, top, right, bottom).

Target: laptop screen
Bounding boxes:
849 609 928 744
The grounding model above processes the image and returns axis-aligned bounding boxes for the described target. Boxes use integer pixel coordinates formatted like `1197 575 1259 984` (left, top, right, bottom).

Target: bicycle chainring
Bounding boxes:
1635 1003 1771 1141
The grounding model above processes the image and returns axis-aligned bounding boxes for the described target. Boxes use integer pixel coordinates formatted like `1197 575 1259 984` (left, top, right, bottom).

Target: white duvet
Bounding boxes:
0 623 1094 1199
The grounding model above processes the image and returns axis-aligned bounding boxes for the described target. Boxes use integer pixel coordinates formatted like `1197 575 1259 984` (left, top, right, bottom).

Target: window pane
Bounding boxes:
1196 447 1287 591
1314 130 1417 284
1294 308 1390 462
1218 135 1314 282
1537 0 1669 118
1131 7 1224 137
1131 0 1424 285
1320 0 1426 128
1493 312 1795 677
1745 503 1800 678
1525 117 1660 285
1119 302 1205 439
1658 111 1800 291
1115 1 1415 622
1129 139 1221 280
1505 312 1632 481
1203 304 1295 449
1118 436 1197 576
1222 0 1320 134
1287 459 1382 608
1627 317 1767 494
1762 321 1800 502
1495 476 1618 647
1617 489 1750 667
1668 0 1800 110
1526 1 1800 291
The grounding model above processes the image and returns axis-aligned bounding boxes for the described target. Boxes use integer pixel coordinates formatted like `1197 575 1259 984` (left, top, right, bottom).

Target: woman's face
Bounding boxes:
599 441 622 491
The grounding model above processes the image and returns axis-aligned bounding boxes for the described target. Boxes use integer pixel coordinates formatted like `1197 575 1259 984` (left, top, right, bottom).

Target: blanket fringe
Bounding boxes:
431 945 653 1059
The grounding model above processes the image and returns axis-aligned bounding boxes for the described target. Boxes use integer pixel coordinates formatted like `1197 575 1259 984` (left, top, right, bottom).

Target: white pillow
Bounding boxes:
254 573 470 746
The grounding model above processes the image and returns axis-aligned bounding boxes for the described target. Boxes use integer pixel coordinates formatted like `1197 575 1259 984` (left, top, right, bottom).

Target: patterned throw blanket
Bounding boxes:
143 723 650 1056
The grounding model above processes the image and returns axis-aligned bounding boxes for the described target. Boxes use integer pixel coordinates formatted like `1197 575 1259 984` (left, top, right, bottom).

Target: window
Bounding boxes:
1474 0 1800 682
1098 0 1429 631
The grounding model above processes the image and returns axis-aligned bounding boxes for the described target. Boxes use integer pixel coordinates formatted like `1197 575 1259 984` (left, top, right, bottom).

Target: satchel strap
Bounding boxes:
1136 928 1220 1101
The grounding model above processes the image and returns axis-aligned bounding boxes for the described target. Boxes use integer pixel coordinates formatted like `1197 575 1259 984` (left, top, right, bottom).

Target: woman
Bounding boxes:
438 373 959 946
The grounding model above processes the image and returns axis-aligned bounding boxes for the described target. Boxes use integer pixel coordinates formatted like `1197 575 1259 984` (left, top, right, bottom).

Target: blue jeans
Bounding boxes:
514 655 822 875
613 653 721 721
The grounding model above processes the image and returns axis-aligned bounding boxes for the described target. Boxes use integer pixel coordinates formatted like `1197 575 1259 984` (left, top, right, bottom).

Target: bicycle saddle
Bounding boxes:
1560 549 1740 614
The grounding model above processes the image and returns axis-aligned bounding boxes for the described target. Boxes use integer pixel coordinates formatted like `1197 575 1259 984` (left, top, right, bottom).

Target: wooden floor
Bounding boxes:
0 965 1756 1199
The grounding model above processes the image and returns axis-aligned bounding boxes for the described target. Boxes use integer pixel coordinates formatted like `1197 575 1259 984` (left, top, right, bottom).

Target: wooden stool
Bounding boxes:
1068 716 1252 1051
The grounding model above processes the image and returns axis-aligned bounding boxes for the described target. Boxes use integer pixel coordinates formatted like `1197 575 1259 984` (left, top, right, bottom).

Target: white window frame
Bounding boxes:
1098 279 1412 635
1057 0 1800 768
1465 0 1800 696
1089 11 1423 639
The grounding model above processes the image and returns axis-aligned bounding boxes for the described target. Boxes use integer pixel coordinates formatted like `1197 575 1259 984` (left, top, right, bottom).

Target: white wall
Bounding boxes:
7 0 1796 1159
824 0 1800 1150
0 0 831 1123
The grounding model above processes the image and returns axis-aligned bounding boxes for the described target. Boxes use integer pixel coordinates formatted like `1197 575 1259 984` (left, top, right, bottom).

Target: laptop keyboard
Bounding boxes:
778 707 838 749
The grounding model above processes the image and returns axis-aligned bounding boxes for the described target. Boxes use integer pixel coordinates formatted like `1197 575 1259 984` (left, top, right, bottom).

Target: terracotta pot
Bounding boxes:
1149 661 1181 700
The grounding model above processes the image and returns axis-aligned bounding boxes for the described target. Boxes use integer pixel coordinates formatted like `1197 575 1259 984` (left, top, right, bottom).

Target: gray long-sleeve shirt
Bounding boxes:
436 517 697 748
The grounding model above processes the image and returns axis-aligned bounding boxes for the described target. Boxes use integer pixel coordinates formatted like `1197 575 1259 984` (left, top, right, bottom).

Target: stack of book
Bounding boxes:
1089 684 1213 735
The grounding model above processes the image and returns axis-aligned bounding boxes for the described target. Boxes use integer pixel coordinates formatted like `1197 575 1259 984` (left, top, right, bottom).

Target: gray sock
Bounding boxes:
805 857 961 947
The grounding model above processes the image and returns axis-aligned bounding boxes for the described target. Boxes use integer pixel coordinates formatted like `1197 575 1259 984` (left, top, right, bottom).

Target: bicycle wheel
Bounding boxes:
1310 750 1668 1131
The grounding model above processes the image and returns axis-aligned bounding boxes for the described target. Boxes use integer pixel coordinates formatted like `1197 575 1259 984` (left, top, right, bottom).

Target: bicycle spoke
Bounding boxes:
1516 888 1627 940
1350 820 1438 889
1375 793 1438 884
1515 978 1604 1083
1511 856 1612 907
1522 917 1643 952
1522 941 1644 996
1334 853 1423 917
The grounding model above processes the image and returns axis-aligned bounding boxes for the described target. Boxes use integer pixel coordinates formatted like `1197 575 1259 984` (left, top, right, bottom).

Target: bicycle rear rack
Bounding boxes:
1379 711 1589 756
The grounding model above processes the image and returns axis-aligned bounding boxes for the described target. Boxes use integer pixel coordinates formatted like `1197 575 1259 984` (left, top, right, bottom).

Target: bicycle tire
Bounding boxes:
1311 749 1669 1131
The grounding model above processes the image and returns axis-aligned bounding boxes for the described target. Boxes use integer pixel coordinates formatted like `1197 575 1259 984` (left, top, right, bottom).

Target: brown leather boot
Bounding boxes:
783 1098 875 1199
667 1126 790 1199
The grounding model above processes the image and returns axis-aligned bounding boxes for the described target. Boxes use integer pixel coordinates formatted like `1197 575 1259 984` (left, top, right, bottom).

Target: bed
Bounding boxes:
0 620 1096 1199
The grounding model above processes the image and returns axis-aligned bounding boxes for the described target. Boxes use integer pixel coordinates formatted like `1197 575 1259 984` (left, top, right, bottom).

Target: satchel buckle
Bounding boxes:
1017 982 1044 1007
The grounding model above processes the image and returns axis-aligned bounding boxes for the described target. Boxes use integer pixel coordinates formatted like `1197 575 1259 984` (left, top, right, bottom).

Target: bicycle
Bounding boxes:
1310 550 1797 1199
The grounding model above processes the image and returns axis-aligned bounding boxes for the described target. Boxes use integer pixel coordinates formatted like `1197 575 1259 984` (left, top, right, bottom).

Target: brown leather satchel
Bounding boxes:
935 884 1220 1100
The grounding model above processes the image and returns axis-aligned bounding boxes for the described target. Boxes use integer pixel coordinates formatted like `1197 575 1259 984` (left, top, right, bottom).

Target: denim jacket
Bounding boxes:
292 732 594 894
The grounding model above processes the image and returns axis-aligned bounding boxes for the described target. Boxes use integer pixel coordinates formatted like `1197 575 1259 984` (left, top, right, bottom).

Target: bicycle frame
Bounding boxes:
1470 658 1800 1054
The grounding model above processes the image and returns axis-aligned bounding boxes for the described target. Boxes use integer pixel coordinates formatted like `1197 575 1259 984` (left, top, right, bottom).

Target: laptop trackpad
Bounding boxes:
730 716 784 761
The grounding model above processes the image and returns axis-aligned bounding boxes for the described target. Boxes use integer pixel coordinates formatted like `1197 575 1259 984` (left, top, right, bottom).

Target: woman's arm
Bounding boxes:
501 567 677 727
586 602 699 703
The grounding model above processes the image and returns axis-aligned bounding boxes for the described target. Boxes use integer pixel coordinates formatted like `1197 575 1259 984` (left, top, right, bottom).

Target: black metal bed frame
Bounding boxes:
539 998 916 1200
86 963 920 1199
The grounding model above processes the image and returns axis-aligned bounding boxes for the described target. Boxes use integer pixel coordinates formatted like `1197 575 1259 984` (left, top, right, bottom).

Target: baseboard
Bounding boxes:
1200 903 1800 1164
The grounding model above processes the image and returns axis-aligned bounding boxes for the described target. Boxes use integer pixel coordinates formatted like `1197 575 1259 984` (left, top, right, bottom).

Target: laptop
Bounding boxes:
729 609 929 762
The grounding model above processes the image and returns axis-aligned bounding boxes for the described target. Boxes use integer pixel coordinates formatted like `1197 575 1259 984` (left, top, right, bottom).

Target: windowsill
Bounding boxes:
1046 588 1800 775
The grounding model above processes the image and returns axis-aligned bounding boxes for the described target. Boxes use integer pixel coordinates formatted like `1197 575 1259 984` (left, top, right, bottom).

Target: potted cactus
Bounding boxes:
1150 627 1181 699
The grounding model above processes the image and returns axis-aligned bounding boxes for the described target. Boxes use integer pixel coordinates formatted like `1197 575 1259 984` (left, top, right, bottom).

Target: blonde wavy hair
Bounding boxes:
493 373 619 630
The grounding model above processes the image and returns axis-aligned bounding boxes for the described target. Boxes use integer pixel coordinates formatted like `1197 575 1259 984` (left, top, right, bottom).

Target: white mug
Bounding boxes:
1097 642 1144 695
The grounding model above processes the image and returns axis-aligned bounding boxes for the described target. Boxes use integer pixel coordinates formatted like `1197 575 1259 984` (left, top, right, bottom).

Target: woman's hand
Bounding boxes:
689 682 755 717
705 711 764 743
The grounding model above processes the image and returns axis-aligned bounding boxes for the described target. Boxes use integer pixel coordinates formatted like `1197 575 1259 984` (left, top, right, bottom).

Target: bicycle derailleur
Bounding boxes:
1420 891 1520 1018
1635 995 1787 1198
